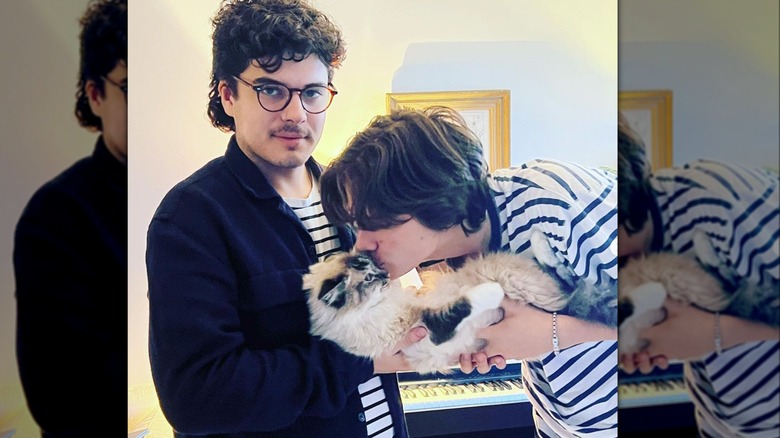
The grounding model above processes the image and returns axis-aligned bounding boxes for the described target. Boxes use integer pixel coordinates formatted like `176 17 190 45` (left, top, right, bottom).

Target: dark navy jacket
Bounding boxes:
146 136 408 437
14 136 127 436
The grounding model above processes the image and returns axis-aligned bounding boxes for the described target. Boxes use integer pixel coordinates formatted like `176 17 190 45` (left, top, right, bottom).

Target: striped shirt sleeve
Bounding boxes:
490 159 619 437
652 160 779 286
653 161 779 437
490 159 619 284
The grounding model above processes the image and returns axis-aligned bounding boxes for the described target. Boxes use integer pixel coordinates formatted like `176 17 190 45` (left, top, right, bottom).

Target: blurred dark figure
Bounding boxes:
13 0 127 436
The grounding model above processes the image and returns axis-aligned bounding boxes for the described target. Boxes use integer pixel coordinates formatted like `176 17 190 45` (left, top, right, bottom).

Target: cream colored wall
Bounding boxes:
0 1 93 435
128 0 618 394
620 0 779 167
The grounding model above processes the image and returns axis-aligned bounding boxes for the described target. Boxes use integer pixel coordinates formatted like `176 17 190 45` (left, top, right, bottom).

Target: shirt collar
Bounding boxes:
92 135 127 191
224 134 323 200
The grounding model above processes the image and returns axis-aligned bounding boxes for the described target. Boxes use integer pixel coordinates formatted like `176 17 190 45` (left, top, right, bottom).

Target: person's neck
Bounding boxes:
258 160 312 199
101 136 126 166
431 215 492 261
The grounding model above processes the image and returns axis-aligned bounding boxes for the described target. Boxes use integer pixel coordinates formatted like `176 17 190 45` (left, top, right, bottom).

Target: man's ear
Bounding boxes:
219 80 235 118
86 79 104 117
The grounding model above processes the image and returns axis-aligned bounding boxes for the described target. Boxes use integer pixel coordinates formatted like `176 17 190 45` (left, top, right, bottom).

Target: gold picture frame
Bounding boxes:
386 90 511 172
618 90 673 170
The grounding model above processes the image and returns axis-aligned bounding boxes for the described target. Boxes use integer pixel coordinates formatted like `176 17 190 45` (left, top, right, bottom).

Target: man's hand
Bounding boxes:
461 296 618 374
619 297 714 373
458 297 555 374
373 326 427 374
459 351 506 375
643 298 718 360
619 351 669 374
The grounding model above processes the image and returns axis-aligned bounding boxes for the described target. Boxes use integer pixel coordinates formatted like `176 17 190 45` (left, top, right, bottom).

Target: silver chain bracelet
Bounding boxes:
552 311 560 355
714 311 722 355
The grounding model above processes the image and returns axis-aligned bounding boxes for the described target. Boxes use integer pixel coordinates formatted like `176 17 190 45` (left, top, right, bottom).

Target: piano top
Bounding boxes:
398 362 527 413
618 360 689 408
397 360 690 411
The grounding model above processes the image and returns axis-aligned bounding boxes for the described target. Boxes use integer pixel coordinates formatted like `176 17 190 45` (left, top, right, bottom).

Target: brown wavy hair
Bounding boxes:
74 0 127 131
618 111 654 234
320 106 491 235
207 0 346 132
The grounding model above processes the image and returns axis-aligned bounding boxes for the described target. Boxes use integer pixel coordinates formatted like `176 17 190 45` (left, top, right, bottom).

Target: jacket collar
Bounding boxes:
224 134 323 200
93 135 127 192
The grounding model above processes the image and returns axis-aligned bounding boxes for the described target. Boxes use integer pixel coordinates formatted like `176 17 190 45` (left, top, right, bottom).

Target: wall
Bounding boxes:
128 0 617 394
0 1 93 435
619 0 779 167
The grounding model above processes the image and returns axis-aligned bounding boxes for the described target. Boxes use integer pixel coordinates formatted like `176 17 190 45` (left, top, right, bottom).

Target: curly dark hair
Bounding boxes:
320 106 491 236
617 112 654 235
208 0 346 132
74 0 127 131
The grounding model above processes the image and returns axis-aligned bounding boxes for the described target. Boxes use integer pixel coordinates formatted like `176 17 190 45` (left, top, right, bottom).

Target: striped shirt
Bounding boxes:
488 159 618 437
650 160 779 436
284 177 395 438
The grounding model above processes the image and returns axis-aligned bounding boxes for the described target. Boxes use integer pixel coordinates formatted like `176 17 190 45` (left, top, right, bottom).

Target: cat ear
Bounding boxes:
319 275 348 309
347 253 373 270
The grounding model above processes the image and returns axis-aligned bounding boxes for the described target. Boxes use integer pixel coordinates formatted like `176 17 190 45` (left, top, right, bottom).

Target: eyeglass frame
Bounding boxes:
232 75 338 114
102 75 127 98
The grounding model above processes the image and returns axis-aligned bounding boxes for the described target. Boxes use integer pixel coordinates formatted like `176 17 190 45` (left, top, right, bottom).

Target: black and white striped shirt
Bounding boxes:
285 178 395 438
489 159 618 437
651 160 779 436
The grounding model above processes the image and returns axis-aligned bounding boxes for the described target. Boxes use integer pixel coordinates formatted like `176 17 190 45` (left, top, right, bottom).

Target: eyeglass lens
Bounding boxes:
255 84 334 113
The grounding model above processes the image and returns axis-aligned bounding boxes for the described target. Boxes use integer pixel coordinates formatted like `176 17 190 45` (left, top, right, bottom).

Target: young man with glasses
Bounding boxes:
13 0 127 436
146 1 423 436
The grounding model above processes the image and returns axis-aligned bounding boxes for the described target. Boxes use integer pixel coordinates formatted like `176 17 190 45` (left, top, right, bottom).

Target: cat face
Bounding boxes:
303 251 390 310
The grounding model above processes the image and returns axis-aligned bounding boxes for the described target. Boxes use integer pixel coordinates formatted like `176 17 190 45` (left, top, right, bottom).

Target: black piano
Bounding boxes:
398 361 536 437
618 360 698 435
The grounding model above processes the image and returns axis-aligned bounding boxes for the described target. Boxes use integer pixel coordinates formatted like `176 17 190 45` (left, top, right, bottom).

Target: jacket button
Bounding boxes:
358 412 366 422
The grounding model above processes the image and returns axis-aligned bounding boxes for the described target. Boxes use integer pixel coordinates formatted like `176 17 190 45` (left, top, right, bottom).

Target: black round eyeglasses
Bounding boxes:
233 76 337 114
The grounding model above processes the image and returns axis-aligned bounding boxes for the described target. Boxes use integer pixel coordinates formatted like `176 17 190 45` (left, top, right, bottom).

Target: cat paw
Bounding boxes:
467 281 504 311
693 229 739 287
530 230 577 287
530 230 559 267
692 229 721 268
627 282 667 313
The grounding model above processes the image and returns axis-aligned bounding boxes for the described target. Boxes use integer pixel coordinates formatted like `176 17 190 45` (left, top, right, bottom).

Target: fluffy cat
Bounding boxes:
303 231 617 375
618 230 779 356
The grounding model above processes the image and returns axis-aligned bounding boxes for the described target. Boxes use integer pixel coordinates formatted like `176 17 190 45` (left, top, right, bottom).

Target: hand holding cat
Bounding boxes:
619 351 669 375
475 297 557 362
641 297 720 360
464 296 618 374
372 326 428 374
459 351 506 375
620 297 717 374
621 298 715 374
622 296 780 374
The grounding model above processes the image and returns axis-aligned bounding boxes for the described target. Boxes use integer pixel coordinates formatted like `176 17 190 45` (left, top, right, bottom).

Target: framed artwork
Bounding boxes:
386 90 510 172
618 89 673 170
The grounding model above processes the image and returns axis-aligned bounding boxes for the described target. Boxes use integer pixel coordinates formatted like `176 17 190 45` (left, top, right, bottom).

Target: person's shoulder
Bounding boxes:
151 155 229 221
654 159 778 198
17 155 95 221
489 159 614 197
